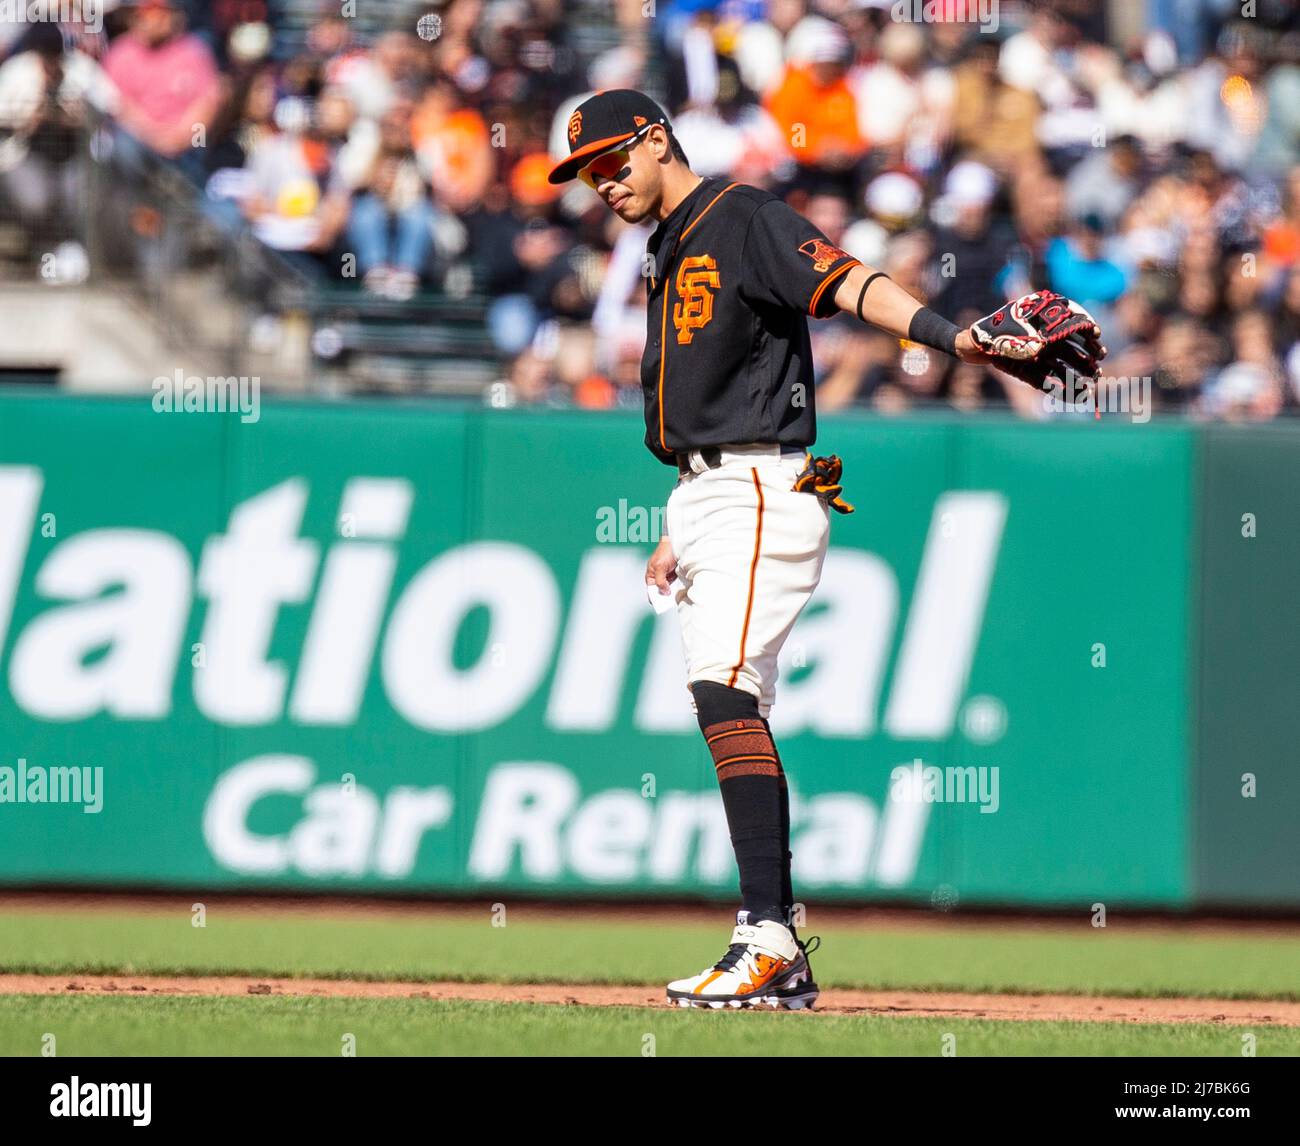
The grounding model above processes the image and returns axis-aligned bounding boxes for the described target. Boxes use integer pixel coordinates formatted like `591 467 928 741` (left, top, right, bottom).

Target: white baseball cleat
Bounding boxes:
666 913 820 1010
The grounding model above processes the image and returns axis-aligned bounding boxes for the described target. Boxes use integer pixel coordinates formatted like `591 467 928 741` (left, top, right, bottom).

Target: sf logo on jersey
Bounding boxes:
673 255 721 344
798 238 850 273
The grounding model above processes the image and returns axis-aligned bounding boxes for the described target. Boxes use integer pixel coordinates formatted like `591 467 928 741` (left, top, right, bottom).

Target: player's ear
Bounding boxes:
649 124 671 161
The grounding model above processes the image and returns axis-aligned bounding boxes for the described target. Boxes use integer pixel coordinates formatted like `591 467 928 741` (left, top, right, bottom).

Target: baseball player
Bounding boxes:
548 90 1104 1010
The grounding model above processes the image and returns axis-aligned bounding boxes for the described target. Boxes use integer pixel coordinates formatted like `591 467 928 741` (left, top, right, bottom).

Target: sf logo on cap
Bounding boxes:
673 255 720 344
568 110 583 144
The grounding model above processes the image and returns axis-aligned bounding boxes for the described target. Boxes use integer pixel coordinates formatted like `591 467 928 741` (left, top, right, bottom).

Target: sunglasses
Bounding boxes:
577 123 655 190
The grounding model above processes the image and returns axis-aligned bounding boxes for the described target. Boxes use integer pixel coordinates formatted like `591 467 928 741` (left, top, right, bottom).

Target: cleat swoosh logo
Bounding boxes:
737 953 787 995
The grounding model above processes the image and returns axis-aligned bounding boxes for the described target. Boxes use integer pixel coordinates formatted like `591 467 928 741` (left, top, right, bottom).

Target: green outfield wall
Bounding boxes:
1192 426 1300 908
0 394 1291 908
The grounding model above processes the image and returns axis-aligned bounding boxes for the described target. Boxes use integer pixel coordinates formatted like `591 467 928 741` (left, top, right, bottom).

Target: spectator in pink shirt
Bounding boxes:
103 0 223 167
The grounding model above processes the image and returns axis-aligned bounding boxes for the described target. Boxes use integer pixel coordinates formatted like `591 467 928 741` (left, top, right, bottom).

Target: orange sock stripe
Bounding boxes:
705 723 766 745
703 718 779 780
717 760 782 781
709 734 776 761
713 753 778 768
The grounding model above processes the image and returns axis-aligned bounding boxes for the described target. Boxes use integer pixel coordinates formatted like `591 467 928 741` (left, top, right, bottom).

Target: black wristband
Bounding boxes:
855 271 889 321
907 307 962 357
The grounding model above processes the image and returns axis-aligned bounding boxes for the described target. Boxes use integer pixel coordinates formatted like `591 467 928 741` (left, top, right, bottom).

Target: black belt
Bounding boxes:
676 447 722 475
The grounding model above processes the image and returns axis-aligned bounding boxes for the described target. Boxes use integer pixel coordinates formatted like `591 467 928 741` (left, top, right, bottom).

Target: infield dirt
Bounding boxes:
2 974 1297 1027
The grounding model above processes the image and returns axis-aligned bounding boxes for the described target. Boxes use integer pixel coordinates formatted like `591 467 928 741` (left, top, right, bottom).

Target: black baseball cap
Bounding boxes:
547 89 671 185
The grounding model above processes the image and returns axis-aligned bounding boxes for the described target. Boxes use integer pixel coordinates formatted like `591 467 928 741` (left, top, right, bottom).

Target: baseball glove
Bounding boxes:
793 453 854 514
968 290 1106 397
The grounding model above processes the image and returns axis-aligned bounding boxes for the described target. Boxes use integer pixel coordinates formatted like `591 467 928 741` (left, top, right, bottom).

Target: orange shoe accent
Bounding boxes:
736 953 789 995
693 970 724 995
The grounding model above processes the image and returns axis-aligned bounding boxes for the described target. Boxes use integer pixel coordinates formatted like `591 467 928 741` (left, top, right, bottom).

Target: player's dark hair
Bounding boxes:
668 131 690 169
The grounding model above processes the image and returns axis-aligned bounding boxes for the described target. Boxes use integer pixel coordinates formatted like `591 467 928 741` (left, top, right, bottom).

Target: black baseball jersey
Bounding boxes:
641 177 861 465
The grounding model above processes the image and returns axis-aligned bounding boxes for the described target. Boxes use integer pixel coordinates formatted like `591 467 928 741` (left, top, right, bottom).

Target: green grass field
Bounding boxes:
2 904 1297 1056
5 995 1291 1057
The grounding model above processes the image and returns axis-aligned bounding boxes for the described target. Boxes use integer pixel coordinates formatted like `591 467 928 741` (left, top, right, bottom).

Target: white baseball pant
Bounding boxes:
665 443 831 718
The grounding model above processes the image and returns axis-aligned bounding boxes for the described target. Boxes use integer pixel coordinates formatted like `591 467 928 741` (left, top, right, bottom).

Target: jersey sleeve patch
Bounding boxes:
743 199 859 318
799 238 852 273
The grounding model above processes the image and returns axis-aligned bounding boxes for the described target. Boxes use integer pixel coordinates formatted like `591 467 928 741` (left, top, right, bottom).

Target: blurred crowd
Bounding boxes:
1 0 1299 418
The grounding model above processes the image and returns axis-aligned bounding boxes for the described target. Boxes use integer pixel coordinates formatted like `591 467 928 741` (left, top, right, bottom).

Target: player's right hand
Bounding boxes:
646 534 678 595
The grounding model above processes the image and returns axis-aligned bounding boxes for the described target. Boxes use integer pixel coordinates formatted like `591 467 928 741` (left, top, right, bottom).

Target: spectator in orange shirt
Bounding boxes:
1262 165 1300 268
412 76 493 214
764 19 864 175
